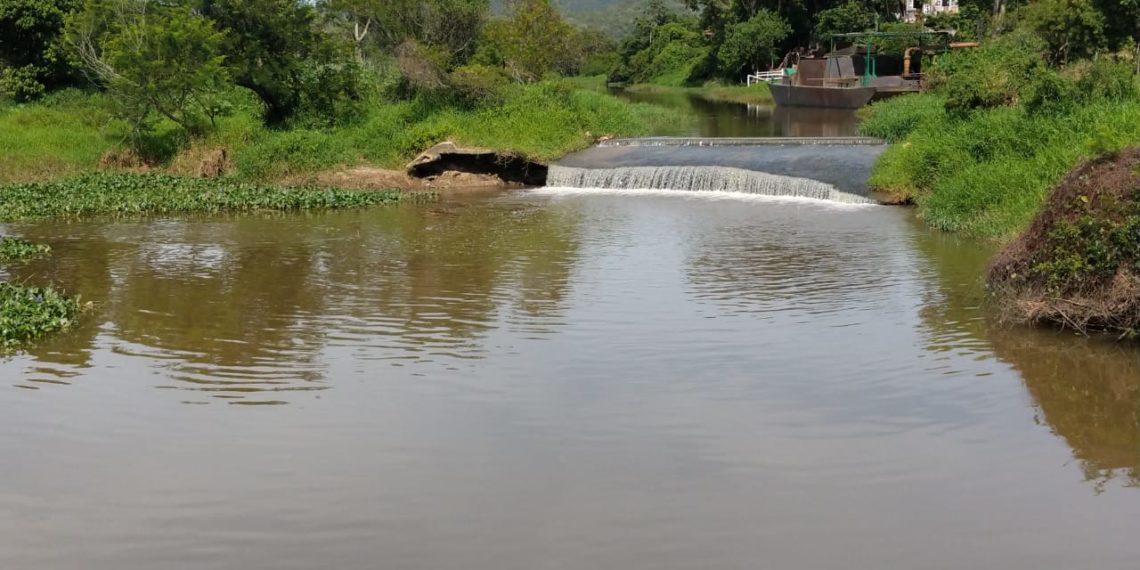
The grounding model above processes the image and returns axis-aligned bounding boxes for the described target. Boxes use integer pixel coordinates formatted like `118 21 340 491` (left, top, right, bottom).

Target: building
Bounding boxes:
901 0 959 23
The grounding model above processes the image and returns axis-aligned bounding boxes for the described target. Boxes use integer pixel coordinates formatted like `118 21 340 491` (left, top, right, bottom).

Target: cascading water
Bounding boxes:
545 164 876 204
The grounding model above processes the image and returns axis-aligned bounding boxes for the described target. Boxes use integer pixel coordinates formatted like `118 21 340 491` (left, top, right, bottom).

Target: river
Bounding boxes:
2 94 1140 569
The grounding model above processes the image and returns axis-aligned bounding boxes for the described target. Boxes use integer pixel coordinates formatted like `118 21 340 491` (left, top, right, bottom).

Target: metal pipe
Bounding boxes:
904 47 920 75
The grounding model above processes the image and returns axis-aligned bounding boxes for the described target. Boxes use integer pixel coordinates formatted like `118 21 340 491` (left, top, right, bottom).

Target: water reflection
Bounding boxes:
614 88 860 138
911 221 1140 489
5 201 581 403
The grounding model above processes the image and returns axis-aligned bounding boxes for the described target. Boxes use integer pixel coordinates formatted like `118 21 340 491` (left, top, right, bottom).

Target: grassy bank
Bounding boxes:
624 82 774 105
0 81 681 185
860 94 1140 239
0 173 408 221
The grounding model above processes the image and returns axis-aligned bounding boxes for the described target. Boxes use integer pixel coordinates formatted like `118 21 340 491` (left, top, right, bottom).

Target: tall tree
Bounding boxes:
717 8 789 74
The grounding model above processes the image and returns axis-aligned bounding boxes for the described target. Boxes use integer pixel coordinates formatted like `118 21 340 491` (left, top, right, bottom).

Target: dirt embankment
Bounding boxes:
988 149 1140 336
99 141 551 191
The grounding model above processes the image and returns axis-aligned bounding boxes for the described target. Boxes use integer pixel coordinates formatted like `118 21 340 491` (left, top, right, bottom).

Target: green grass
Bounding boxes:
625 81 774 105
860 93 1140 239
0 173 408 221
0 90 126 184
0 282 83 351
0 80 683 184
0 237 51 263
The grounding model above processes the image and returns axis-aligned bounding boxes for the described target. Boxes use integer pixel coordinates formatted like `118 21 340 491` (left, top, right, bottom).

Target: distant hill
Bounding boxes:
491 0 690 37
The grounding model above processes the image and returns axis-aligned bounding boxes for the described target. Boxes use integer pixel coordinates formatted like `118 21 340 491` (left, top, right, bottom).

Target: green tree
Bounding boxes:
488 0 576 80
197 0 349 124
717 8 788 75
815 0 875 39
1021 0 1106 65
0 0 80 100
68 0 227 139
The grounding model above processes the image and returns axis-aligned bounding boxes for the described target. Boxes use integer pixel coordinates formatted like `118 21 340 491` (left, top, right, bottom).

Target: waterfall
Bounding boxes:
545 165 876 204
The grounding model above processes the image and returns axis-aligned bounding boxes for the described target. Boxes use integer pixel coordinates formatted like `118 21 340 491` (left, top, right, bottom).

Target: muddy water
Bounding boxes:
3 190 1140 570
615 88 860 137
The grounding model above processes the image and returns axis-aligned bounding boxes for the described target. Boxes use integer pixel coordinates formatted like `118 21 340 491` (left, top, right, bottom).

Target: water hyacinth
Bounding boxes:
0 237 52 263
0 173 408 221
0 283 83 351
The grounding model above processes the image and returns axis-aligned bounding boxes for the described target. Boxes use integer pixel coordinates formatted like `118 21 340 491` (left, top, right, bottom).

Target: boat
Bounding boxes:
768 55 877 109
766 31 966 110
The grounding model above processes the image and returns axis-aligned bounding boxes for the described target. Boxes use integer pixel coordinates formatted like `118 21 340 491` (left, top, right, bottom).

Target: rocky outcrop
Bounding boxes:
405 142 548 186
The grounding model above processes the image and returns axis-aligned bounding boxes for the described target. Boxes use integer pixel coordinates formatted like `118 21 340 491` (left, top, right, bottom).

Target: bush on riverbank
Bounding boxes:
859 39 1140 238
0 173 407 221
988 150 1140 336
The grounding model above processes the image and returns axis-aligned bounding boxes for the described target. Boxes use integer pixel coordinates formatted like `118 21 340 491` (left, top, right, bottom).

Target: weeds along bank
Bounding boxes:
0 81 677 185
859 31 1140 336
859 32 1140 240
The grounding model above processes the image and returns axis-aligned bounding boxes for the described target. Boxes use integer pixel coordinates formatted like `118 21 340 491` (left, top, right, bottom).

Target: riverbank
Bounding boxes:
0 81 680 187
857 38 1140 336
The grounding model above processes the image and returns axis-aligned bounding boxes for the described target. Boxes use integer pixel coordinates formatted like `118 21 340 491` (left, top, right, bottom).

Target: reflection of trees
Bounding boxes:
318 203 580 349
911 223 1140 488
992 331 1140 489
6 201 581 402
4 226 116 377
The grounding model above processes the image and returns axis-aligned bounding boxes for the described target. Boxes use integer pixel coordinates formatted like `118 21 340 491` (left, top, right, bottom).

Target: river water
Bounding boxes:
3 97 1140 569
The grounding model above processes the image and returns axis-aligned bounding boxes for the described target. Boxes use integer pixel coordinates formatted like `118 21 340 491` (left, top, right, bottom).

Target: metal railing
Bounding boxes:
745 70 783 85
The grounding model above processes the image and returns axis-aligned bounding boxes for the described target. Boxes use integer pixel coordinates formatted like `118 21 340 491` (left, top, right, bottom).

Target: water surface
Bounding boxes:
615 88 860 137
3 190 1140 569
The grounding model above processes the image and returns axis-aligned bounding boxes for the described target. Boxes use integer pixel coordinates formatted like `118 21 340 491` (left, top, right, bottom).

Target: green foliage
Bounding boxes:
929 30 1046 116
0 237 51 262
1021 0 1106 65
0 173 405 221
717 9 789 76
0 88 120 183
231 79 681 179
0 0 79 101
448 63 510 106
862 85 1140 238
0 282 82 351
1033 212 1140 293
858 93 948 143
815 0 874 39
100 4 228 136
485 0 578 80
608 10 706 85
197 0 355 125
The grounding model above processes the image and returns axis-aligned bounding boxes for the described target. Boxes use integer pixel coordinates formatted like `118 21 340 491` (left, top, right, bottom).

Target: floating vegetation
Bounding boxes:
0 237 51 263
0 173 408 221
0 283 83 351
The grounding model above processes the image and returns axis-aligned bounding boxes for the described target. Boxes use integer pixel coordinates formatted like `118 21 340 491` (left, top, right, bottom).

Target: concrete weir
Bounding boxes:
551 137 888 200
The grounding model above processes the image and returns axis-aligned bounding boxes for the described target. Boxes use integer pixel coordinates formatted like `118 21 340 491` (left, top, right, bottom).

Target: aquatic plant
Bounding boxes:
0 173 407 221
0 283 82 351
0 237 51 263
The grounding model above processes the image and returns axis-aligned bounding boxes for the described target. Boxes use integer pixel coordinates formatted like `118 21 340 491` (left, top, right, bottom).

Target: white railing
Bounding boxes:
746 70 784 85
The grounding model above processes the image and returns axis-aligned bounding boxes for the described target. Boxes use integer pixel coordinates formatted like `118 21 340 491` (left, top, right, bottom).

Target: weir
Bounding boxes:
546 165 874 204
549 138 887 201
